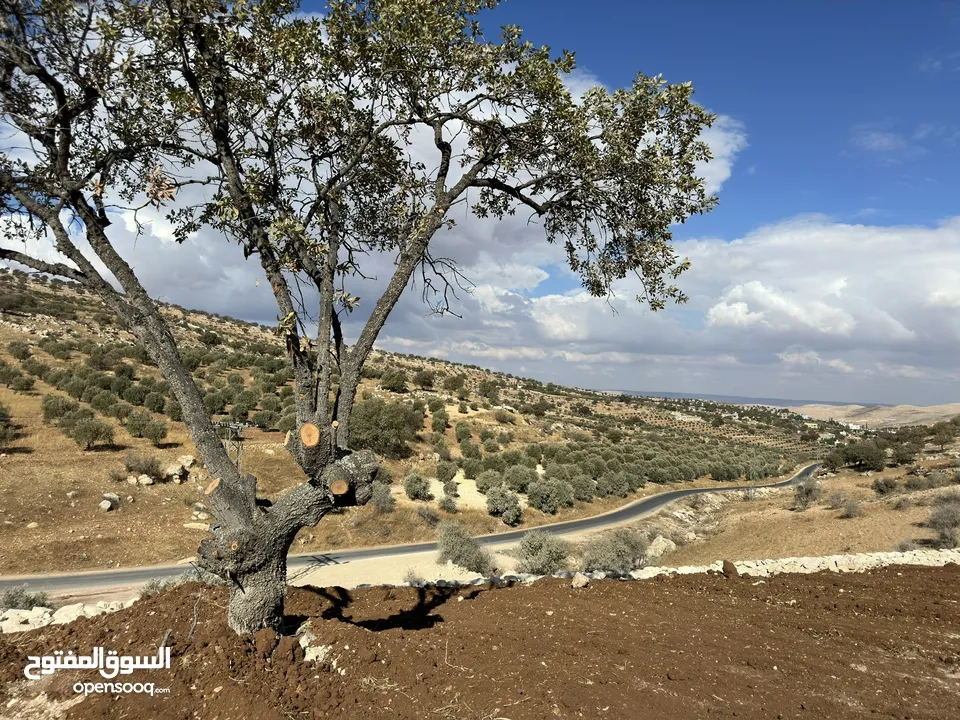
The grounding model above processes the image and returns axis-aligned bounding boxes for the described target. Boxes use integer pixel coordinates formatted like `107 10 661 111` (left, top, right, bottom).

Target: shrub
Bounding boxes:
569 474 596 502
443 479 459 498
165 398 183 422
458 402 468 414
503 464 536 494
58 406 94 433
483 438 500 454
527 479 575 514
486 485 522 526
413 369 434 389
0 586 49 611
494 409 516 425
380 369 409 393
793 478 821 511
461 457 483 480
454 421 472 443
475 469 503 494
7 340 31 361
124 452 161 479
436 521 496 575
122 384 149 406
417 505 440 527
438 495 457 514
10 376 34 392
459 438 482 460
403 473 433 501
41 394 79 422
144 391 166 413
68 417 115 450
108 401 133 422
872 476 898 496
370 482 396 514
90 390 119 413
895 540 919 552
516 531 570 575
905 471 953 492
126 409 152 438
582 528 647 575
826 492 847 510
840 499 864 518
142 420 168 446
278 414 296 433
929 495 960 547
431 409 449 433
350 397 424 458
893 496 912 511
436 460 457 485
251 410 280 428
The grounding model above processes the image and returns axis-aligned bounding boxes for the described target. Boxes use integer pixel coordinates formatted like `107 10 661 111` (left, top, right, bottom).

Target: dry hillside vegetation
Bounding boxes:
0 271 824 573
791 402 960 428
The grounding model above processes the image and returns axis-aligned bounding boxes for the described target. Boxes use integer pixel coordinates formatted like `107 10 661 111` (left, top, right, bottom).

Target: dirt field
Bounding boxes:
2 564 959 719
791 402 960 428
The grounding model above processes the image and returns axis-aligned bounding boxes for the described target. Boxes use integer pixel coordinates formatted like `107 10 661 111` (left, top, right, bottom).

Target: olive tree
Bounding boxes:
0 0 716 633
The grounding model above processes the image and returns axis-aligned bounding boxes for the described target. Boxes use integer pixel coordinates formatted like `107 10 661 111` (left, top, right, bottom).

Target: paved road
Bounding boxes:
0 463 819 595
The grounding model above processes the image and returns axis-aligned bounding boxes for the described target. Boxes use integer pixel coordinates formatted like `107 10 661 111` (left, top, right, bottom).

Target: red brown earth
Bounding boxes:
2 564 959 719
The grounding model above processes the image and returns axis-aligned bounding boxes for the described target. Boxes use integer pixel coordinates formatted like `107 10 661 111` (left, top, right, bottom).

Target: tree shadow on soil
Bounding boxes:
1 445 33 455
155 441 183 450
289 580 515 634
88 443 130 452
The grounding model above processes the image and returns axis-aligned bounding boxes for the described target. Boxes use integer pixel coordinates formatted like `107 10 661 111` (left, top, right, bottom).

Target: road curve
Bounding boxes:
0 463 819 595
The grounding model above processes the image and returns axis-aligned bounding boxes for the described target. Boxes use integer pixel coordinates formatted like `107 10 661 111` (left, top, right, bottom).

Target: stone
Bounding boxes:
571 572 590 589
183 522 209 530
176 455 196 470
126 475 138 485
721 560 740 579
51 603 85 625
646 535 677 559
98 500 114 512
26 522 38 529
65 491 77 499
102 493 120 505
137 474 154 486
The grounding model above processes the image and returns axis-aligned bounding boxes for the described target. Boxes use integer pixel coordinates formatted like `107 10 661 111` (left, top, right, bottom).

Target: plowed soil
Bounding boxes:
2 564 959 719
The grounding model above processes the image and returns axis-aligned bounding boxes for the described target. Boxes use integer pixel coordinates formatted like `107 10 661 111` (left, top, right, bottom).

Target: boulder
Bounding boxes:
721 559 740 579
646 535 677 560
164 464 186 483
51 603 85 625
98 500 114 512
176 455 196 470
571 572 590 589
137 474 154 486
126 475 138 485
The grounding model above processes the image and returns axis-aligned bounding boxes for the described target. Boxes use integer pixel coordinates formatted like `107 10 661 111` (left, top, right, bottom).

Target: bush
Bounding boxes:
251 410 280 428
436 460 457 485
475 469 503 494
0 586 49 611
840 499 864 518
872 476 898 496
527 479 575 514
370 482 395 514
142 420 168 446
417 505 440 527
431 409 449 433
443 479 459 498
929 494 960 547
503 464 536 494
454 421 472 443
7 340 31 361
165 398 183 422
380 369 409 393
10 376 34 392
893 496 912 511
459 439 482 460
124 452 161 480
126 409 152 438
436 521 496 575
278 414 296 433
461 457 483 480
486 485 522 526
90 390 119 413
438 495 457 514
582 528 647 575
350 397 424 458
144 391 166 413
516 531 570 575
793 478 821 511
569 474 596 502
68 417 115 450
404 473 433 501
826 492 847 510
41 394 79 422
458 402 468 414
412 369 434 389
494 409 516 425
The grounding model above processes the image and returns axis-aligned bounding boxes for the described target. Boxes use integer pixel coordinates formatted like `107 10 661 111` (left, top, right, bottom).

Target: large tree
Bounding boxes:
0 0 717 633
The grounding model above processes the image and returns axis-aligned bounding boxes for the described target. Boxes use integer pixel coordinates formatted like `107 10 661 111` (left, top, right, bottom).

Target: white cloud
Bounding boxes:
777 347 854 374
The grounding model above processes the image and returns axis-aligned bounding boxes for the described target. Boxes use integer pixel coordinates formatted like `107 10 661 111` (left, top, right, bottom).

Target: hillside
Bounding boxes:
0 270 825 573
791 402 960 429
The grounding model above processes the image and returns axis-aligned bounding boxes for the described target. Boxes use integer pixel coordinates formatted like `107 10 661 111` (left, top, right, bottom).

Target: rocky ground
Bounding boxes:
1 560 959 719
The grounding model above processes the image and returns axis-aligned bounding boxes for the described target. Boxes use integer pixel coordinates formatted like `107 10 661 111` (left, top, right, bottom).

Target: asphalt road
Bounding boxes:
0 463 819 595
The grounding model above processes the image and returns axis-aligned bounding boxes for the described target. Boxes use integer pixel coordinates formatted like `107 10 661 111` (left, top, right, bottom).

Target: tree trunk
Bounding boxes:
196 450 380 633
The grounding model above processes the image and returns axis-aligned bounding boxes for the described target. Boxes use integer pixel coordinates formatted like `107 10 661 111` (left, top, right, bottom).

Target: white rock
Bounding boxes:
177 455 196 470
137 474 154 486
646 535 677 559
51 603 85 625
98 500 114 512
126 475 138 485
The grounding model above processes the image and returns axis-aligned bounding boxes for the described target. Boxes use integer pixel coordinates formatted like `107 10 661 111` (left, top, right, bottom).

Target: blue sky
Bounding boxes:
487 0 960 241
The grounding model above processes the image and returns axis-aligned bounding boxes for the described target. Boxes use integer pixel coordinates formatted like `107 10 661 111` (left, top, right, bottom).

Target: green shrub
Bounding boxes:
436 461 457 484
144 391 166 413
41 394 79 422
569 474 596 502
929 494 960 547
516 530 570 575
443 479 459 498
380 369 409 393
494 409 516 425
793 478 821 511
165 398 182 422
90 390 119 413
458 402 468 414
0 586 49 611
582 528 647 575
431 409 449 433
350 398 424 458
251 410 280 428
486 485 522 526
503 464 536 494
454 421 472 443
436 521 496 575
143 420 168 446
438 495 457 514
10 376 34 392
475 469 503 494
527 479 574 514
404 473 433 501
7 340 31 361
126 409 152 438
123 452 161 479
68 417 115 450
872 476 898 496
108 401 133 422
461 457 483 480
840 499 864 519
278 414 296 433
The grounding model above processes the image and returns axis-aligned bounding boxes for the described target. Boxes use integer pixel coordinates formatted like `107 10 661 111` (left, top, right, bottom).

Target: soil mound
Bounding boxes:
2 564 959 719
